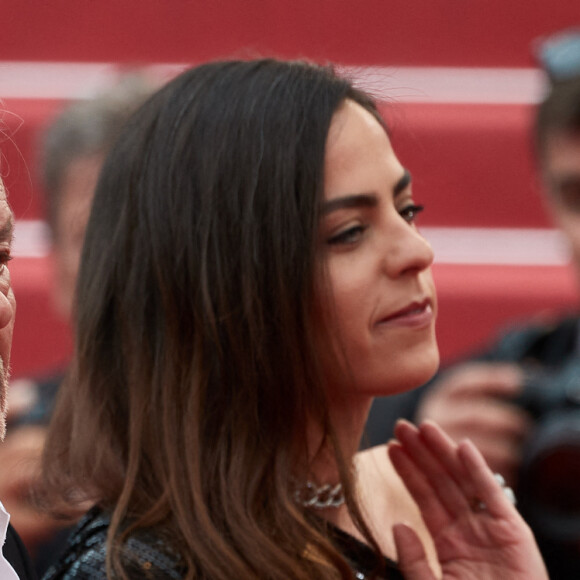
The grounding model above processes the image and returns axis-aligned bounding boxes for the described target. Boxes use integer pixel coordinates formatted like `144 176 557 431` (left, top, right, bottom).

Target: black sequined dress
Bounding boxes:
42 507 404 579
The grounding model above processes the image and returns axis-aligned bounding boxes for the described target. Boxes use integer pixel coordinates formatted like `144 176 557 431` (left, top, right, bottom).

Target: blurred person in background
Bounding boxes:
366 27 580 580
0 72 155 576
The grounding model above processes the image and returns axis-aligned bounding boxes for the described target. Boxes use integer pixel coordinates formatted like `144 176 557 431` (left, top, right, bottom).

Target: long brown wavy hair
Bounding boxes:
42 59 385 579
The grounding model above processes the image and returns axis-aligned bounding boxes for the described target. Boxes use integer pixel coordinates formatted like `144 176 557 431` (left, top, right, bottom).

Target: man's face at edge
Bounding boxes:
0 177 16 440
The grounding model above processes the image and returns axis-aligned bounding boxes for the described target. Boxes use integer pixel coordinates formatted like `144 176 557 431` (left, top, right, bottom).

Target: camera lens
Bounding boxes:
519 409 580 541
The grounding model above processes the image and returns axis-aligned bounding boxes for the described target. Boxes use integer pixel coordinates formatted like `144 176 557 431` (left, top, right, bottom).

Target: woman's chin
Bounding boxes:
324 340 440 398
370 348 440 397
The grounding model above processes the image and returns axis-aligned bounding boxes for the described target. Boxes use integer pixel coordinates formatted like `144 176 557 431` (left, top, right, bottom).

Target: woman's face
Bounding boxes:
317 99 438 397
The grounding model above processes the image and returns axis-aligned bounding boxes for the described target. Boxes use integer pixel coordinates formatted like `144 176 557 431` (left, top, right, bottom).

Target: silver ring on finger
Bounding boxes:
470 472 517 513
494 472 517 506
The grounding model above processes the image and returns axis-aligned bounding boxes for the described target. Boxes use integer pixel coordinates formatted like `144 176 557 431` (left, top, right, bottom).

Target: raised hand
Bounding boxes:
388 420 548 580
415 362 532 487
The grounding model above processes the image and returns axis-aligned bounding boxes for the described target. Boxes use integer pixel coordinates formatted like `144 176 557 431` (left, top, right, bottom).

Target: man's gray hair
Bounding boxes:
40 71 156 233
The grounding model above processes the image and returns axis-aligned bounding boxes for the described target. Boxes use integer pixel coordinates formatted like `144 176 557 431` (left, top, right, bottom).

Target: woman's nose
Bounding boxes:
383 225 434 277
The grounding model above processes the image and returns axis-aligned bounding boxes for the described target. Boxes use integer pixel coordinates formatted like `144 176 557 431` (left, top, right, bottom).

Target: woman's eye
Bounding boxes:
327 225 367 246
399 204 424 224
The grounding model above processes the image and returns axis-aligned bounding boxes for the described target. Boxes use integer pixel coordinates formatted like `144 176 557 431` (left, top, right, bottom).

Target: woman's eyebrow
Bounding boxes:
321 169 412 215
394 169 412 197
321 193 377 215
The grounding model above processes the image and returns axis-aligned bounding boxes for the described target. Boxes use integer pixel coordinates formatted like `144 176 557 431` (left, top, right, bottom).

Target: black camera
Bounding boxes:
515 358 580 543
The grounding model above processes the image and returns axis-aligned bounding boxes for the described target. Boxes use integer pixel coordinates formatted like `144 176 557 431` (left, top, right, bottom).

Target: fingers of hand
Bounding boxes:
417 395 532 488
389 420 469 522
393 523 436 580
389 441 449 526
411 420 483 510
467 437 520 487
391 420 515 521
457 439 519 519
418 422 521 521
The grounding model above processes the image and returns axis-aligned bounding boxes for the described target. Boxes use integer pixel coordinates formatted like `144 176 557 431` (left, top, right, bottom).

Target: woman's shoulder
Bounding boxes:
42 507 184 579
355 444 414 524
355 444 403 500
355 443 440 575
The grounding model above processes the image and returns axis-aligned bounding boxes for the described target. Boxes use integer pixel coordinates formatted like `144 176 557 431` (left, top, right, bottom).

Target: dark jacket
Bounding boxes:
5 523 37 579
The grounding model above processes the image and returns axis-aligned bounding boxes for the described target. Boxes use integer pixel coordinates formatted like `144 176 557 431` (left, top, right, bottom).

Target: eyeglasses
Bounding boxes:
535 28 580 83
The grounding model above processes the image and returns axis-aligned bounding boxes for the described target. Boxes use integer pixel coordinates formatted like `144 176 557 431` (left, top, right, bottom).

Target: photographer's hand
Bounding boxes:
389 420 548 580
415 362 532 486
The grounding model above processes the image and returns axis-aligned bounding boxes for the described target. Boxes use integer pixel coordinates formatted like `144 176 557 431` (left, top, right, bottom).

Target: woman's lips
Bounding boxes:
377 299 434 328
